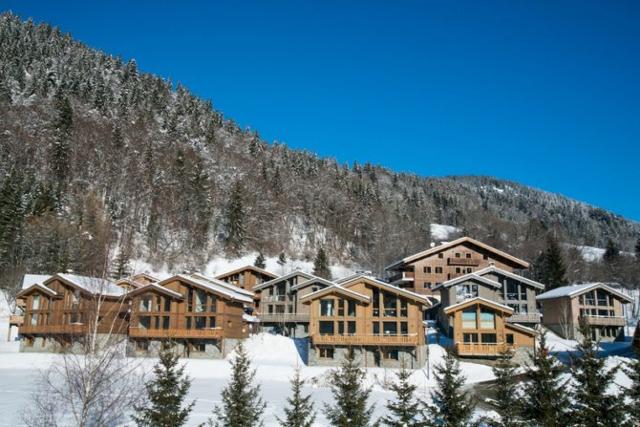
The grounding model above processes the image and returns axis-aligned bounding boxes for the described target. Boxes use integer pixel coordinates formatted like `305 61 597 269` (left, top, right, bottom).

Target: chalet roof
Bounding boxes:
536 283 633 303
291 276 334 291
115 278 144 289
475 265 546 290
433 273 502 291
131 272 161 283
334 272 372 284
505 322 538 336
340 274 431 306
443 297 514 315
17 282 58 298
125 283 184 299
385 237 530 270
253 270 315 291
191 273 255 298
44 274 125 297
299 284 370 304
21 274 52 290
159 274 253 304
214 265 278 280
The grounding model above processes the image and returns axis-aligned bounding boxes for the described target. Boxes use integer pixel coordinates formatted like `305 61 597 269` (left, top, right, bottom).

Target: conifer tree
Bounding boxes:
277 251 287 273
603 239 620 264
50 92 73 200
312 247 332 280
209 343 265 427
426 349 474 427
484 351 524 427
535 236 567 290
132 347 195 427
224 181 246 256
254 252 266 269
380 365 428 427
568 320 624 426
276 369 316 427
521 331 570 426
623 350 640 426
635 237 640 264
111 249 131 279
324 350 376 427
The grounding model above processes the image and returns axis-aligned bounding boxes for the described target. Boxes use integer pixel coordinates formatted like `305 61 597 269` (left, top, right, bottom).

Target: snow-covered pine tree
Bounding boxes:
603 239 620 264
568 320 625 426
276 368 316 427
224 181 246 256
324 349 376 427
50 91 73 202
635 237 640 264
379 365 428 427
426 349 474 427
277 251 287 273
132 347 195 427
312 247 331 280
111 249 131 279
520 331 570 426
623 350 640 425
254 252 266 269
483 351 525 427
535 236 567 290
209 343 266 427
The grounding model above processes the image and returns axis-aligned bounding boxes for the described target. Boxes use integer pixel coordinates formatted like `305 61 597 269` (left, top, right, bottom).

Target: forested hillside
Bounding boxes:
1 13 638 289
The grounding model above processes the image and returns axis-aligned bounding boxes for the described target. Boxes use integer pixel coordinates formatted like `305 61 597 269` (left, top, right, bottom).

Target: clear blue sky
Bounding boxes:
4 1 640 220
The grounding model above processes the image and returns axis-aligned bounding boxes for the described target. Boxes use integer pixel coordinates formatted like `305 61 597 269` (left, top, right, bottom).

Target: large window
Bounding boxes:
319 321 334 335
481 333 497 344
480 310 496 329
195 289 207 313
596 290 609 307
347 321 356 335
383 322 397 335
320 299 334 317
462 309 477 329
463 333 478 343
31 295 41 310
400 299 408 317
372 288 380 317
457 284 478 302
338 299 344 316
138 316 151 329
373 322 380 335
400 322 408 335
195 317 207 329
347 300 356 317
319 347 334 359
383 293 397 317
140 296 152 312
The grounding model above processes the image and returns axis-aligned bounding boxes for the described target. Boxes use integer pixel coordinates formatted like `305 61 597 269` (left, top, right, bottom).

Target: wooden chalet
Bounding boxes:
385 237 530 296
536 283 632 341
215 265 278 291
443 297 536 358
300 275 431 368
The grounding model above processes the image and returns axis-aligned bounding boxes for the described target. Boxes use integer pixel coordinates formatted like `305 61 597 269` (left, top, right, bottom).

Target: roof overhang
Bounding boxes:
443 297 514 315
17 283 58 298
340 275 431 307
299 285 370 304
433 273 502 291
125 283 183 299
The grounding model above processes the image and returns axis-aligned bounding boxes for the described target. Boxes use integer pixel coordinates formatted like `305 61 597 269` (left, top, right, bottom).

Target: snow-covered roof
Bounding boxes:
443 297 514 314
131 272 161 283
290 276 334 291
21 274 52 290
505 322 538 336
298 284 370 303
432 273 502 291
44 274 125 297
334 272 371 284
215 265 278 280
190 273 255 298
126 282 184 299
536 283 634 303
475 265 546 290
385 236 529 270
17 282 58 297
253 270 314 291
160 274 253 304
339 274 431 306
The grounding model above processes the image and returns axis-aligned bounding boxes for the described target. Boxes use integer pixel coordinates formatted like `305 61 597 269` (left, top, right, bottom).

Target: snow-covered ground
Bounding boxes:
430 223 461 241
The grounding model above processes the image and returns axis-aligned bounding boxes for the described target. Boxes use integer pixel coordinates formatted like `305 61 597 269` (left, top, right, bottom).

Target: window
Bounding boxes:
455 252 461 258
438 253 444 258
338 322 345 335
348 321 356 335
319 321 334 335
162 316 170 329
506 334 514 345
320 299 334 317
192 341 206 352
30 314 38 326
372 288 380 317
312 286 318 292
187 290 193 311
383 322 397 335
596 290 609 306
400 322 408 335
164 298 171 312
400 299 408 317
383 293 397 317
483 254 489 260
383 349 399 360
480 310 496 329
347 300 356 317
140 296 152 312
195 317 207 329
435 267 443 274
455 267 461 274
423 282 431 289
462 309 477 329
136 340 149 351
457 284 478 302
481 333 497 344
338 299 345 316
195 289 207 312
579 295 584 305
373 322 380 335
598 309 609 317
209 317 216 328
466 268 472 273
319 347 334 359
138 316 151 329
268 305 273 314
32 295 41 310
186 317 192 329
423 266 427 273
426 266 432 273
466 253 472 259
463 333 478 343
585 291 596 306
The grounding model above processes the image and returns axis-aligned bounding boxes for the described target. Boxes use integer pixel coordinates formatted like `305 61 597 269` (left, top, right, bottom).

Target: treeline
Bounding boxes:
1 12 639 293
127 322 640 427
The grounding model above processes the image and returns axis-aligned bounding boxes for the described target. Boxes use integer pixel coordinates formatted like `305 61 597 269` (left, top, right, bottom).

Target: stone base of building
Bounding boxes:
260 322 309 338
308 344 427 369
126 337 243 359
545 323 624 342
19 334 126 354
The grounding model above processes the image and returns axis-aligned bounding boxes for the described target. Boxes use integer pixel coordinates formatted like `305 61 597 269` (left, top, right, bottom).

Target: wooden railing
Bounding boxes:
455 342 510 356
129 327 223 339
506 312 542 323
448 257 481 266
259 313 310 323
583 315 625 326
19 324 87 335
261 295 288 303
9 314 24 326
310 333 420 346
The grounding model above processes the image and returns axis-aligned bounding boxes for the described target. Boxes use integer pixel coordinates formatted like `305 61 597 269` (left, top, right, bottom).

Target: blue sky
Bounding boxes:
4 1 640 220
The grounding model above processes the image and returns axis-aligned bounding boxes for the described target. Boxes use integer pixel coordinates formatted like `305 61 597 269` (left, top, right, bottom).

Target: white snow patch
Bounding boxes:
430 224 461 241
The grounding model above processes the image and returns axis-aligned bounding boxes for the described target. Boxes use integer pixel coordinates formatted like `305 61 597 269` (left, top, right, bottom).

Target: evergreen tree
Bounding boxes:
50 92 73 200
276 369 316 427
324 350 376 427
635 237 640 264
209 343 265 427
521 331 570 426
568 320 624 427
623 350 640 426
0 170 24 271
111 249 131 279
426 349 474 427
224 181 246 256
536 236 568 290
277 251 287 273
603 239 620 264
132 347 195 427
484 351 524 427
380 365 428 427
254 252 266 269
312 247 332 280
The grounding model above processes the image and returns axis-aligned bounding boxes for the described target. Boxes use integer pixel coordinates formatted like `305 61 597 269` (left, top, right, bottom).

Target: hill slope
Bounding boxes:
0 13 638 282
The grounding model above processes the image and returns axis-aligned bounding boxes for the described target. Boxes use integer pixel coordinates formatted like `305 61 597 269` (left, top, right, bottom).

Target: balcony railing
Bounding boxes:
258 313 310 323
19 323 87 335
448 257 481 266
387 271 414 284
506 312 542 323
9 314 24 326
129 327 224 339
261 295 288 303
583 315 625 326
310 333 420 346
455 342 510 356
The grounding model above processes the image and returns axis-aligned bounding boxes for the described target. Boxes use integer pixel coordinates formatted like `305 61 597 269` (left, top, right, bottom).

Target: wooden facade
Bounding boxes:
385 237 530 296
301 275 430 367
537 283 631 341
444 298 536 357
215 265 278 291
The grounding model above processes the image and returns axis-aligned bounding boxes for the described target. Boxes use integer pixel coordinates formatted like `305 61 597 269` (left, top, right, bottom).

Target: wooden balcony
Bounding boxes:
259 313 310 323
261 295 289 303
583 315 625 326
505 312 542 324
387 271 414 284
310 333 420 347
448 257 481 266
129 327 223 339
454 342 510 356
9 314 24 326
19 323 87 335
